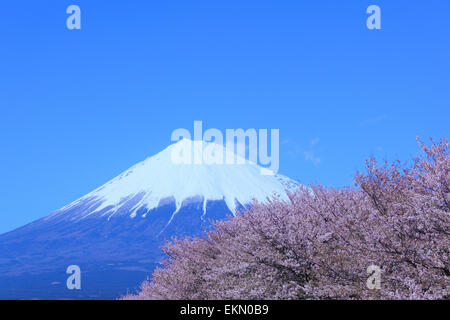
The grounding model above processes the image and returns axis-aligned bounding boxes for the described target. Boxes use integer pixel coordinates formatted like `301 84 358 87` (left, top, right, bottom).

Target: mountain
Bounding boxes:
0 139 299 299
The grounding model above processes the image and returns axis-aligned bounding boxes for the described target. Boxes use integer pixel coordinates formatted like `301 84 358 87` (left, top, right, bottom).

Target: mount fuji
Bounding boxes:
0 139 299 299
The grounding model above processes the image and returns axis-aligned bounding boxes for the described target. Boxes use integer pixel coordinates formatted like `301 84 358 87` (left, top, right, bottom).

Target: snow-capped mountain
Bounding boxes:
0 139 299 299
48 138 297 223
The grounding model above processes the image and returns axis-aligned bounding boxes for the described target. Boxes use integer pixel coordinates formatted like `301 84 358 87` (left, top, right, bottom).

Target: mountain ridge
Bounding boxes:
0 139 299 299
44 138 297 224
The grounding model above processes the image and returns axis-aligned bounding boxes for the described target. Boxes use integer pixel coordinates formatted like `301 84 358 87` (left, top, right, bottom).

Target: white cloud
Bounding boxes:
310 137 320 146
359 115 387 127
304 151 321 166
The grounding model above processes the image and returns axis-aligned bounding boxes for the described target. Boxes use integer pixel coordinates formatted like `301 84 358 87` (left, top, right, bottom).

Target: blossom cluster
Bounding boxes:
124 138 449 300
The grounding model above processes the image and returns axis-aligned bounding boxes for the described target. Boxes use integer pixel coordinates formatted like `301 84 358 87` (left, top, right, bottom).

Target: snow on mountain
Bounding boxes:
0 138 300 299
50 138 299 222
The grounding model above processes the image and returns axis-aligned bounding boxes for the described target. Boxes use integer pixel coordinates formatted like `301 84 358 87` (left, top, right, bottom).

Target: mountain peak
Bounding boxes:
51 139 299 222
0 139 300 299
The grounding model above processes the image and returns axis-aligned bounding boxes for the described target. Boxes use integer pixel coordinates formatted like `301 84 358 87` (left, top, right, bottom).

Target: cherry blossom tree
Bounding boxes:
123 138 449 300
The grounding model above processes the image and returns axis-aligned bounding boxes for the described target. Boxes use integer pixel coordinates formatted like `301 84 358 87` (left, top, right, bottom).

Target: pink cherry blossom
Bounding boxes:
123 138 449 300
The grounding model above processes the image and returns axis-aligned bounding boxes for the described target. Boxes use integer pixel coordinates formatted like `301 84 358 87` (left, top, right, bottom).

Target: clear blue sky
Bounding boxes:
0 1 449 234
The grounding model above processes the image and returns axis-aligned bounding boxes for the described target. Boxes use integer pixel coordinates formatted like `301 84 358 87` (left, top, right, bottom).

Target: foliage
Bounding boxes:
123 138 449 300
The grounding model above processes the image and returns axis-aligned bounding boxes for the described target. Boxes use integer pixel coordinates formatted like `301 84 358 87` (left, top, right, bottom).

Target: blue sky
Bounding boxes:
0 1 449 234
